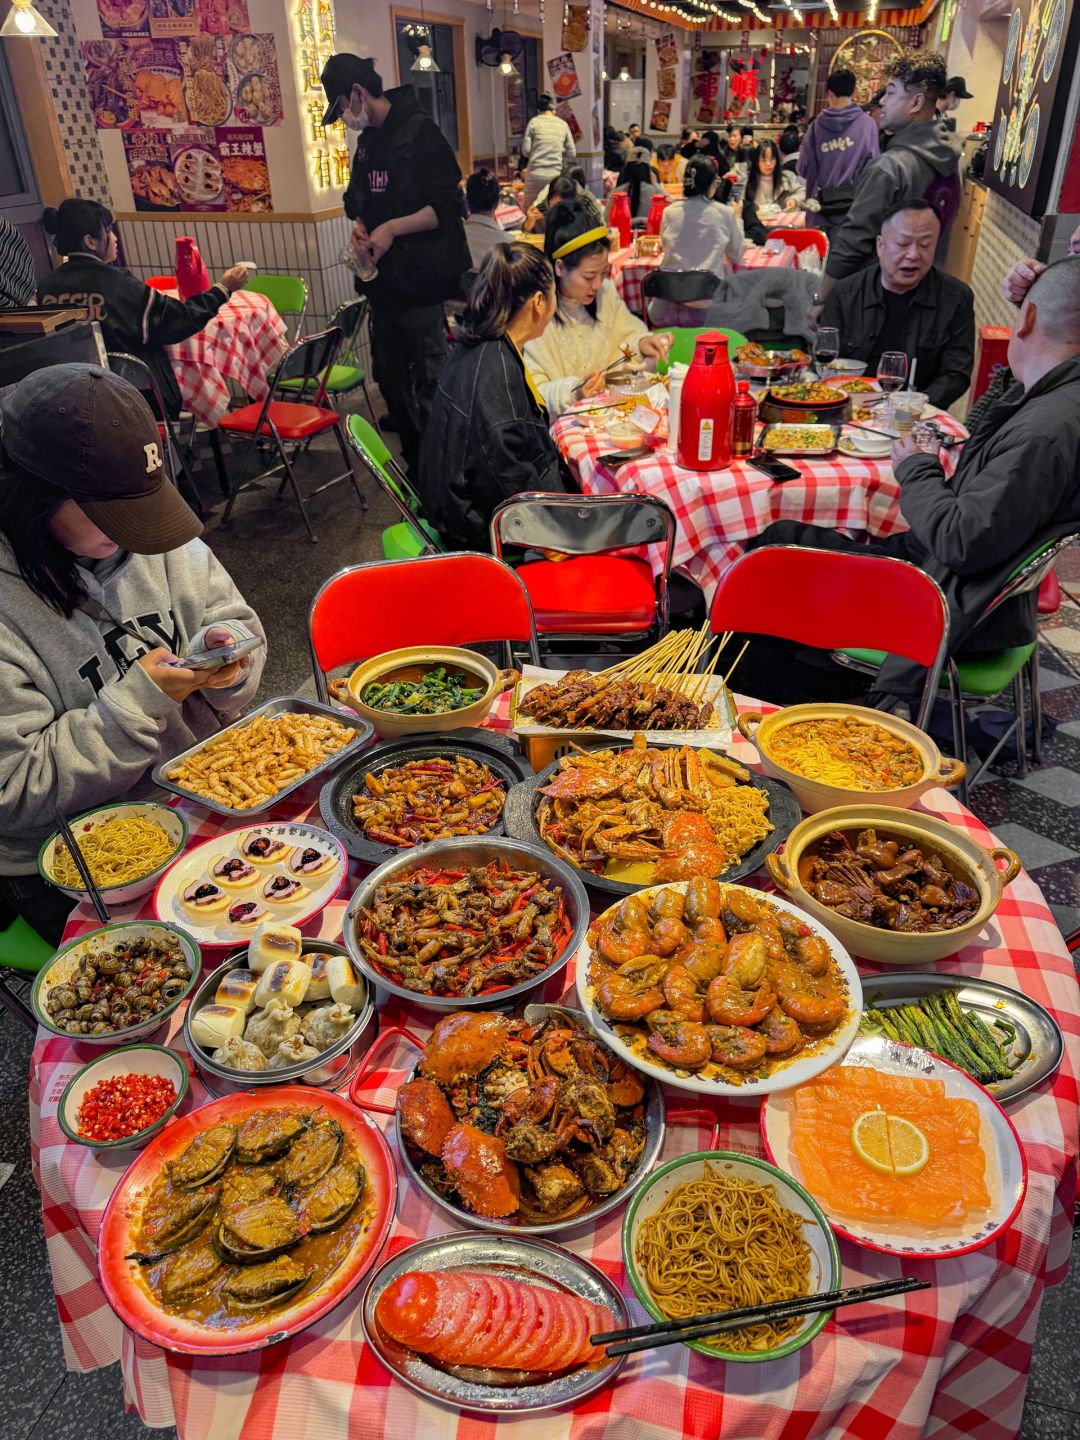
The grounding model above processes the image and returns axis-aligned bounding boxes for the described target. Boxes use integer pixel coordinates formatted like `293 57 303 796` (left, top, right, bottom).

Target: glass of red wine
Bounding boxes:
876 351 909 426
815 326 839 376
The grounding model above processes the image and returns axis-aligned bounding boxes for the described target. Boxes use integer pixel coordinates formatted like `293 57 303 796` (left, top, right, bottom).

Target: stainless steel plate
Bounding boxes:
360 1231 628 1413
152 696 373 817
860 971 1064 1103
393 1002 666 1236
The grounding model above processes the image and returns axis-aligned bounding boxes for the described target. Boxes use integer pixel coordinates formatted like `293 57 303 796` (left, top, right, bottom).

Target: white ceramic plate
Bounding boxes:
152 821 347 948
575 881 862 1097
840 428 892 458
760 1033 1028 1258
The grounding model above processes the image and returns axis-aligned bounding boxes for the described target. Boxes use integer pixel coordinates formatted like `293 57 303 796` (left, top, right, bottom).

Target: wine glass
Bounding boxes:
876 351 908 425
815 326 839 377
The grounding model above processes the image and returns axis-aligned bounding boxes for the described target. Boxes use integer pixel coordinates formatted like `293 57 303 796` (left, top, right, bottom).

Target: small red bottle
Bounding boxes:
677 331 736 472
645 192 669 236
731 380 758 457
609 191 632 250
174 236 210 300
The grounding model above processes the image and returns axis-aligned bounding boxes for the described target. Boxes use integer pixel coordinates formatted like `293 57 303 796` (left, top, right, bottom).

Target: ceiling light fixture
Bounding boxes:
498 51 519 76
411 41 439 71
0 0 57 36
618 63 630 80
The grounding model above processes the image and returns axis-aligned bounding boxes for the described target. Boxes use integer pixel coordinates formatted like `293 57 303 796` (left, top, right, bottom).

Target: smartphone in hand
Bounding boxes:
172 635 264 670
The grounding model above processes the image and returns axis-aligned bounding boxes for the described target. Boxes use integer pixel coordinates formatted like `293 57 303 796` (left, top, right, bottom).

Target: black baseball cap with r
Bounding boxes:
320 53 380 127
945 75 974 98
0 363 203 554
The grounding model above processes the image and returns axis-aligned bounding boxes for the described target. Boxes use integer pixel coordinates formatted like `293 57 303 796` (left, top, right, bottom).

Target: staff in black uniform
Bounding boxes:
320 54 469 473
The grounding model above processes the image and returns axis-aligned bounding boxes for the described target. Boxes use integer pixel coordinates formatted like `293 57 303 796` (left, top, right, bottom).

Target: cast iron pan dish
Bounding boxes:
319 729 533 864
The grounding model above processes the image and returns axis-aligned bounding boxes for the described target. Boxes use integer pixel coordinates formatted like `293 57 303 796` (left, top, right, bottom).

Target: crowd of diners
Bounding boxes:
0 47 1078 944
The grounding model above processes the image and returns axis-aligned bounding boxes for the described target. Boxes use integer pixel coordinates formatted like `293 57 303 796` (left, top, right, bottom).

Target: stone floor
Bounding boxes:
6 422 1080 1438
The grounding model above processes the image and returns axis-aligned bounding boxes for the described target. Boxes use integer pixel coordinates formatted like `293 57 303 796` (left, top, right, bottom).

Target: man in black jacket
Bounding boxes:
821 200 974 408
321 54 469 471
751 257 1080 707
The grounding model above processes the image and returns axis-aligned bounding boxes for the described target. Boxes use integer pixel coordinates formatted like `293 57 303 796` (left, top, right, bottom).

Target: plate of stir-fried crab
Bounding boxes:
504 734 801 895
351 1004 665 1234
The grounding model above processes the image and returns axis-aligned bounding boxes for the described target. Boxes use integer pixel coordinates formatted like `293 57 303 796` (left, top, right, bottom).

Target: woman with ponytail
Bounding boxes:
419 242 571 550
651 156 745 326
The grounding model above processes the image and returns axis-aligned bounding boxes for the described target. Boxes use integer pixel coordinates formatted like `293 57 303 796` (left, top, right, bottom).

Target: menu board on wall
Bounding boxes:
197 0 248 33
149 0 197 40
547 52 582 103
125 124 271 211
97 0 149 38
987 0 1080 217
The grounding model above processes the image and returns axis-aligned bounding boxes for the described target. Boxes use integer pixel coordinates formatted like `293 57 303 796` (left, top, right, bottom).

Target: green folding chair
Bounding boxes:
1 913 54 1031
654 326 749 374
276 298 380 430
243 274 308 341
346 414 442 559
836 533 1080 802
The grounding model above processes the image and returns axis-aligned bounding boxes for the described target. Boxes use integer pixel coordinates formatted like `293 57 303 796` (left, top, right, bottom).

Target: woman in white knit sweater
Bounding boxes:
651 156 745 328
524 200 671 416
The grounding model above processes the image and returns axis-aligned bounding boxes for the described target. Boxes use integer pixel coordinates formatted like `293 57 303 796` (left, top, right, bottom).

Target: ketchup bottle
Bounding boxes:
609 191 632 250
731 380 758 457
677 331 736 471
645 192 669 236
175 237 211 300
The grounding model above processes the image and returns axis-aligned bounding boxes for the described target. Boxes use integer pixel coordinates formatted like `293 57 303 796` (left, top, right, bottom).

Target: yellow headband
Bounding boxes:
553 225 609 261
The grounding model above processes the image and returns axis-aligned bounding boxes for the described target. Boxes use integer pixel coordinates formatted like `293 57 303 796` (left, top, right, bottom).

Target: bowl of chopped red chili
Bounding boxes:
343 837 590 1010
58 1044 189 1150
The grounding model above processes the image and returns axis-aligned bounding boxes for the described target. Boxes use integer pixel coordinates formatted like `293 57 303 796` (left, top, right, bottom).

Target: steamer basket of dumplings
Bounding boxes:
183 924 378 1096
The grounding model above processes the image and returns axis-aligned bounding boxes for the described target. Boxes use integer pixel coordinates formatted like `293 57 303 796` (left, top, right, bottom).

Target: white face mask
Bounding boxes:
340 104 364 132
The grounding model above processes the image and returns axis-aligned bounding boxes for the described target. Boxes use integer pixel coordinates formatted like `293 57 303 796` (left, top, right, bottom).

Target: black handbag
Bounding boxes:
818 184 855 216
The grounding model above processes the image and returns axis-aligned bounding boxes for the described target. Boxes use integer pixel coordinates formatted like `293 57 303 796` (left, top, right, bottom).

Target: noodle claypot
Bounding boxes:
331 645 518 740
622 1150 840 1362
38 801 188 906
765 805 1021 966
737 704 966 814
184 939 377 1095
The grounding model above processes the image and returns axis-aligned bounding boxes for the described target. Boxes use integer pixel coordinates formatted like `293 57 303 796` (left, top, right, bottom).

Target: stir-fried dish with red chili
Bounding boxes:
355 861 573 996
351 756 506 848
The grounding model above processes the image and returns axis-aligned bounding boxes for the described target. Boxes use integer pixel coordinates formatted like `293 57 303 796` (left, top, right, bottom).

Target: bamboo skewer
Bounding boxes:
723 639 750 690
690 634 728 703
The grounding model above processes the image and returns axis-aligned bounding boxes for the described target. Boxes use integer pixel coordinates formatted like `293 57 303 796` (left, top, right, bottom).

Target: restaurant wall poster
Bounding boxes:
124 124 271 211
547 51 582 103
690 45 722 127
986 0 1080 217
561 4 588 52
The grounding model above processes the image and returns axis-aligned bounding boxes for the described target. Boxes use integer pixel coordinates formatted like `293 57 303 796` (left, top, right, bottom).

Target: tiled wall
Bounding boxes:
117 214 358 337
970 186 1042 330
35 0 110 202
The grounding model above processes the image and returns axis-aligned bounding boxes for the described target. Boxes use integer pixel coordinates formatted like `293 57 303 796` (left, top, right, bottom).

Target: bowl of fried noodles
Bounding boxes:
737 703 966 815
622 1150 839 1361
39 801 188 906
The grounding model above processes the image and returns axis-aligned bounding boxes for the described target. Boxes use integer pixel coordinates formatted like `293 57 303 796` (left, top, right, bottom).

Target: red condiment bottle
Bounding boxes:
677 331 736 471
609 191 632 250
174 236 210 300
731 379 758 457
645 192 669 236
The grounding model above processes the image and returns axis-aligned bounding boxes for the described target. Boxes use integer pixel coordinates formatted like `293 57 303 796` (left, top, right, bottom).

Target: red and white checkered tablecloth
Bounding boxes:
28 690 1080 1440
553 410 965 604
610 246 801 317
167 288 289 427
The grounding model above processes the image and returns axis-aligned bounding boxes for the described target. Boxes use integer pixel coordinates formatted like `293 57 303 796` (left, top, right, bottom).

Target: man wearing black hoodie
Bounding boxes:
321 54 469 471
810 52 960 325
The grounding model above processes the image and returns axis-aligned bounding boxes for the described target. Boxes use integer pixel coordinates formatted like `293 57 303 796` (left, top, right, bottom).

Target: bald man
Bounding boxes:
753 256 1080 709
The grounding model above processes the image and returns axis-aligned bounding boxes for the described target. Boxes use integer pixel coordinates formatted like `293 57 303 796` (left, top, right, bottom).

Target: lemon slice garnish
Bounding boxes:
851 1110 929 1177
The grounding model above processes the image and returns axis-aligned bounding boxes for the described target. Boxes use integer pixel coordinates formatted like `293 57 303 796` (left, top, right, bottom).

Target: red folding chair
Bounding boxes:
708 546 949 729
766 227 828 263
308 554 541 703
489 492 676 647
217 326 366 543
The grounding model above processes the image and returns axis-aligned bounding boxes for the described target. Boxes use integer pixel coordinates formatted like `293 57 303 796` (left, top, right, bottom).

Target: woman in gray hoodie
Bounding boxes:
0 364 265 941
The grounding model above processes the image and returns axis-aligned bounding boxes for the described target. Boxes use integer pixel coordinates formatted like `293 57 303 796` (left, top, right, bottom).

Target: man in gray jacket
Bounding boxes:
810 52 960 324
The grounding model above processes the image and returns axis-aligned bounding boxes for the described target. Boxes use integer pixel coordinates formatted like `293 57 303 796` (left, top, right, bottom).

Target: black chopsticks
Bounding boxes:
591 1275 929 1357
53 805 110 925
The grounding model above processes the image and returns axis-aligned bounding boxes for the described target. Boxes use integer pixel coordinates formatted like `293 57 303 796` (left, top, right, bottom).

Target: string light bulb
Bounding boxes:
0 0 57 36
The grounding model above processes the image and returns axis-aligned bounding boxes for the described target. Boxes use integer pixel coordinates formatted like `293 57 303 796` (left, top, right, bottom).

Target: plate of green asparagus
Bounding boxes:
858 972 1064 1103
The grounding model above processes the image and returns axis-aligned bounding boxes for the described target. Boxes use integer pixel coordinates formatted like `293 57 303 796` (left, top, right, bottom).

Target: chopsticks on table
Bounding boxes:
591 1275 930 1357
53 804 110 925
845 420 900 441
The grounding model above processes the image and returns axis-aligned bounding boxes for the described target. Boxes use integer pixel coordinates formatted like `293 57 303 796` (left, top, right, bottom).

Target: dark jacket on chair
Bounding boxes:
418 335 572 551
875 355 1080 694
821 263 975 409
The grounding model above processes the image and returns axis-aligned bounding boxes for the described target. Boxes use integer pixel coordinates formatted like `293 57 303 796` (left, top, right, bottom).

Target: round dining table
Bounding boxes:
27 685 1080 1440
609 243 803 318
552 405 967 605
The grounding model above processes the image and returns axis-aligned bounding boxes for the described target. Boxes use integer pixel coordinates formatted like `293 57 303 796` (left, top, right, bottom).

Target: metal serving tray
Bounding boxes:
153 696 374 818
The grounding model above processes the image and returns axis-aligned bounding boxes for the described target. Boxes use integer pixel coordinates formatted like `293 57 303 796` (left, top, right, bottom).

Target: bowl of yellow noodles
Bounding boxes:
622 1150 840 1362
39 801 188 907
737 703 966 815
